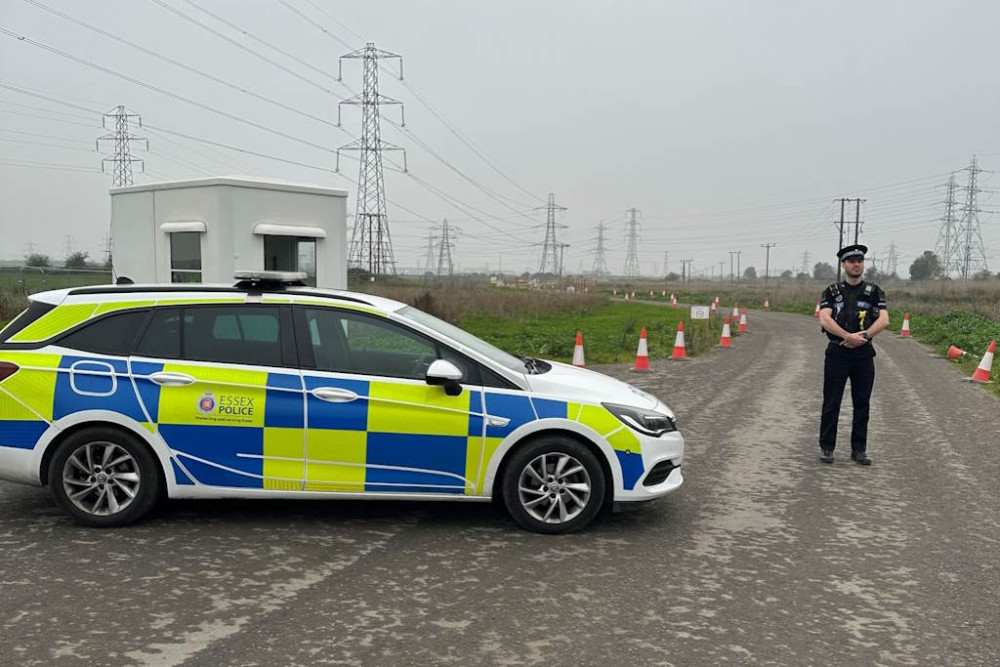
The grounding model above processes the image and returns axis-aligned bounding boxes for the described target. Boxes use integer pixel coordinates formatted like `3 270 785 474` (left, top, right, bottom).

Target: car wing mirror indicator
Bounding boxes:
425 359 463 396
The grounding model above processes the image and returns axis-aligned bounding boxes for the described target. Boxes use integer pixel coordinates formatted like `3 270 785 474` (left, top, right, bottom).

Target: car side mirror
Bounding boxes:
426 359 463 396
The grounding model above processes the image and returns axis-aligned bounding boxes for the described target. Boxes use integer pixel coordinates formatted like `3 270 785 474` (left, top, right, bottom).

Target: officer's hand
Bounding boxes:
841 332 867 348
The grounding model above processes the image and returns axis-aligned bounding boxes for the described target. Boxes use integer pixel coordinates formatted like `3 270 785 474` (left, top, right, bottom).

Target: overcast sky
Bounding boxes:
1 0 999 278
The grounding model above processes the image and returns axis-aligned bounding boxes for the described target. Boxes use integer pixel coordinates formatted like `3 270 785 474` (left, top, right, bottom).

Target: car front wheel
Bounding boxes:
49 427 162 528
502 437 606 534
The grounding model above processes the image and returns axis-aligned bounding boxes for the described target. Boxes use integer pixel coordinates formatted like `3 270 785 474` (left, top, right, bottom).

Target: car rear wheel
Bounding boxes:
49 427 162 528
502 437 606 534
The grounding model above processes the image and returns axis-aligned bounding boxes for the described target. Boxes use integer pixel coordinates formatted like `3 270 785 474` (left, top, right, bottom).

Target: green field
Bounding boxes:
460 301 723 364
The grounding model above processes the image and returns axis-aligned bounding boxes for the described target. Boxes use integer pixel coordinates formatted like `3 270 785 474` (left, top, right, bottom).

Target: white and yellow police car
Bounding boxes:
0 272 684 533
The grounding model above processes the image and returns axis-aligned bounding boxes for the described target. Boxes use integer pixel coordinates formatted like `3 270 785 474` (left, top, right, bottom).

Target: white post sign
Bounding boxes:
690 306 710 320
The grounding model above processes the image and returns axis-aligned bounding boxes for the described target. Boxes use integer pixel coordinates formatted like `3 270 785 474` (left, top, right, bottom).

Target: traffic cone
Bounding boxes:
671 322 687 360
714 296 720 307
732 302 739 320
764 298 770 312
613 289 617 296
710 301 717 314
738 308 748 333
813 301 820 318
900 313 911 338
623 293 628 301
968 340 995 383
670 292 675 302
649 289 654 298
719 316 733 348
631 291 636 300
661 290 666 297
672 298 678 309
946 345 967 361
633 327 651 372
572 332 585 367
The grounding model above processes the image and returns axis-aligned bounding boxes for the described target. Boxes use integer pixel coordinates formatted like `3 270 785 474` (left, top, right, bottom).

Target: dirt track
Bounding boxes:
1 310 997 665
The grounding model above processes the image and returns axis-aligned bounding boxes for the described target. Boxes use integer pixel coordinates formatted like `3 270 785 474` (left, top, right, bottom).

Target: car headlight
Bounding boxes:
603 402 677 437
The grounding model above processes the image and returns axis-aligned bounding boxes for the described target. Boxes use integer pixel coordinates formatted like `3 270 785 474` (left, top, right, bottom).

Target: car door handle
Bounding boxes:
149 372 196 387
311 387 359 403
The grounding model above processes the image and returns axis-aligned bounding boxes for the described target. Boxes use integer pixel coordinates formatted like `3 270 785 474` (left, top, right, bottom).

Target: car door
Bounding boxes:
295 306 484 495
130 304 305 490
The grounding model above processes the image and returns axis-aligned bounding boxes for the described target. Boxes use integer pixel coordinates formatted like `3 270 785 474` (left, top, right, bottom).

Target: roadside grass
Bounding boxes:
459 301 722 364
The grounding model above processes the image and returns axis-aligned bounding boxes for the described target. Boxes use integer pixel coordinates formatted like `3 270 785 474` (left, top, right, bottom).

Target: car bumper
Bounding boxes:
615 427 684 502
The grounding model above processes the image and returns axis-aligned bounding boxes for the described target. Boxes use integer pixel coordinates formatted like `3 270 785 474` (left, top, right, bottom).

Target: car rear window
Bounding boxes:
0 301 56 344
57 310 150 356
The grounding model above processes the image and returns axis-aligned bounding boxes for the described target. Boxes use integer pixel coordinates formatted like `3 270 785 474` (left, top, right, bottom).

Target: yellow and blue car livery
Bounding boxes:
0 283 684 521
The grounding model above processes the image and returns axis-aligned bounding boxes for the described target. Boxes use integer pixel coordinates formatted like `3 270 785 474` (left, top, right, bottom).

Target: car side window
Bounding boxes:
304 308 438 380
134 309 181 359
183 306 282 367
57 310 149 356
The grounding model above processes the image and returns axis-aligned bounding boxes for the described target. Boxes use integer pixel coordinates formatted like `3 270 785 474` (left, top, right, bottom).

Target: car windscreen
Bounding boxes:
397 306 527 374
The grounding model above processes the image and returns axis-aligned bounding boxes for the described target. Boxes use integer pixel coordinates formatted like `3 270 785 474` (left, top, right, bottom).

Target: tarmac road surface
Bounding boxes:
1 310 998 666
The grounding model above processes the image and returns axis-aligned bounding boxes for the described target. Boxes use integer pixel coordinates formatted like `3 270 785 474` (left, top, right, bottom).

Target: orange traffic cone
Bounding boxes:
719 316 733 348
969 340 995 383
661 290 666 297
623 293 629 301
764 298 770 312
671 322 687 360
813 301 820 318
670 292 675 302
631 291 636 300
572 332 585 367
946 345 967 361
649 289 654 298
710 301 717 315
714 296 720 307
731 302 739 320
900 313 911 338
613 289 617 296
671 298 678 309
633 327 651 371
738 308 748 333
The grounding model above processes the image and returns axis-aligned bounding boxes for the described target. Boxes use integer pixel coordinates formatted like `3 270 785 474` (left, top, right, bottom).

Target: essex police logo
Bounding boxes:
197 392 216 415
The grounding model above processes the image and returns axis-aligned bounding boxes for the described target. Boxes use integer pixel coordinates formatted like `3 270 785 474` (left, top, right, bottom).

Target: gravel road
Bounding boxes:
1 310 997 665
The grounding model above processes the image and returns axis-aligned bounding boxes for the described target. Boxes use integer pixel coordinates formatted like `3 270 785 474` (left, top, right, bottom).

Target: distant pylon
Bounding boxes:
97 105 147 188
422 228 436 275
436 219 456 277
935 173 960 276
954 156 988 280
623 208 641 279
338 42 407 277
537 193 567 275
591 222 610 275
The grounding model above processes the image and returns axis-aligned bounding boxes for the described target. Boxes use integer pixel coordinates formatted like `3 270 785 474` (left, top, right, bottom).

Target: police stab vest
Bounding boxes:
823 281 880 340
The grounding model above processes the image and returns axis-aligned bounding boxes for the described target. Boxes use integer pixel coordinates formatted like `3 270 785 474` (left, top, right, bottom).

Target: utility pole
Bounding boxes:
735 251 742 282
98 105 147 188
935 172 959 276
662 251 669 277
801 251 810 277
591 222 609 275
623 208 641 279
558 243 569 279
853 198 865 244
760 242 776 284
835 198 846 280
338 43 407 278
954 156 988 280
719 261 724 281
435 219 455 277
537 193 568 276
680 259 694 283
728 250 738 283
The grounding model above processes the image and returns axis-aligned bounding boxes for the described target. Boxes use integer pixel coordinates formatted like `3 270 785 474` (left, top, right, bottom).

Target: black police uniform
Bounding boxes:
818 267 886 460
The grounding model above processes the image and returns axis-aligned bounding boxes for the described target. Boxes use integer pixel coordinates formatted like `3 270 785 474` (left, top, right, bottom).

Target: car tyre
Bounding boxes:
502 436 606 534
49 427 162 528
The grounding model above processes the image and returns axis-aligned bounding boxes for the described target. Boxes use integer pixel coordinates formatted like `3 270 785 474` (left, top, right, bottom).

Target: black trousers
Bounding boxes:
820 343 875 454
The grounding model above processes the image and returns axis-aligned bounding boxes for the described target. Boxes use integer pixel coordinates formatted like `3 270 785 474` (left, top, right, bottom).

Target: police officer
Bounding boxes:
817 244 889 465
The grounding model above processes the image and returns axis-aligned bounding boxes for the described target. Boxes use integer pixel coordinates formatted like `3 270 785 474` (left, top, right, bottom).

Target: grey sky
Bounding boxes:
1 0 998 278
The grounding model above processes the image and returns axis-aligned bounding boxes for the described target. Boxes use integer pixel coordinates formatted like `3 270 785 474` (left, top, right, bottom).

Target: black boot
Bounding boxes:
851 452 872 466
820 449 834 464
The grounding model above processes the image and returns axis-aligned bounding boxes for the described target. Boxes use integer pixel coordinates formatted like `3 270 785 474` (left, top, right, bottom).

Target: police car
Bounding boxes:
0 272 684 533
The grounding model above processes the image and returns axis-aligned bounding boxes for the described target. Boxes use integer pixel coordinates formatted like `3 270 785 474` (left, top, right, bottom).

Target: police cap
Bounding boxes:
837 244 868 261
